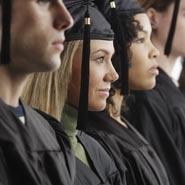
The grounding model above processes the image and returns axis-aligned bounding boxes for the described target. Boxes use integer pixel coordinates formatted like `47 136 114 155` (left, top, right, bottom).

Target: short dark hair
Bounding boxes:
138 0 175 12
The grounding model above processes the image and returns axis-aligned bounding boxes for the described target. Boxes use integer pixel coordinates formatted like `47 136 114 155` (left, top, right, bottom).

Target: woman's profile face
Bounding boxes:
129 13 160 90
68 40 119 111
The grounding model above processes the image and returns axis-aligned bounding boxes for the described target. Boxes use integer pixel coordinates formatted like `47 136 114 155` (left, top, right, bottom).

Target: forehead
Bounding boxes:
90 40 114 53
134 13 151 33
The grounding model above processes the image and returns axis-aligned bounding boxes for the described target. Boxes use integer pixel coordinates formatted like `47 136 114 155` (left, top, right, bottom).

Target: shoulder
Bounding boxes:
35 109 71 147
77 131 118 174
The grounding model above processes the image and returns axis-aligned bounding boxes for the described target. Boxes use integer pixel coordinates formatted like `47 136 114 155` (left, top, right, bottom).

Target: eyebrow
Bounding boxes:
140 29 147 34
140 28 152 36
91 49 115 56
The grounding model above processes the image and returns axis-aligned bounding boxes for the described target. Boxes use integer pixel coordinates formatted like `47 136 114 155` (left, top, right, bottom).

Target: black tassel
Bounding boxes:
77 2 91 130
1 0 11 64
164 0 181 56
109 0 129 98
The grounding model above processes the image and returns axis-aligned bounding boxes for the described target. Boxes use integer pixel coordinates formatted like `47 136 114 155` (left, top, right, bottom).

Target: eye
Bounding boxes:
95 56 105 64
37 0 50 5
134 37 145 44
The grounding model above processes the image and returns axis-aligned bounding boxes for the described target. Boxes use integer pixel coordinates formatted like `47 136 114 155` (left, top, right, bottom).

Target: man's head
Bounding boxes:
0 0 73 73
140 0 185 58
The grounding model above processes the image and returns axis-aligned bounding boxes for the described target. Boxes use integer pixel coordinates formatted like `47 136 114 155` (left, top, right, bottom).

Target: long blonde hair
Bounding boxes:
22 40 81 120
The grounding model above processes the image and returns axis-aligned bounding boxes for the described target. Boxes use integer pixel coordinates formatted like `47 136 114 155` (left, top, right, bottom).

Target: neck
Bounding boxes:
109 90 127 127
0 66 28 106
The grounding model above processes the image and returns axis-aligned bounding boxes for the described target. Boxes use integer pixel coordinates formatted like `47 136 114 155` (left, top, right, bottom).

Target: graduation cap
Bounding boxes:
164 0 181 56
95 0 144 98
1 0 11 64
64 0 114 130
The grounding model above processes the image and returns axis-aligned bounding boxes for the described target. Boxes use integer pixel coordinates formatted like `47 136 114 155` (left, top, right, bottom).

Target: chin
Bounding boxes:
43 59 61 72
89 103 106 112
141 82 156 90
130 81 156 91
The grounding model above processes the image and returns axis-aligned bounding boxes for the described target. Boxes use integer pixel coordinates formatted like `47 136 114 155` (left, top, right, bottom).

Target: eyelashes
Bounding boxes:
134 37 145 44
95 56 105 64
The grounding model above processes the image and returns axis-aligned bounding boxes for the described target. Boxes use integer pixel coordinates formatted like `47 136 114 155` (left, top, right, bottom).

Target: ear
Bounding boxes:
146 8 161 30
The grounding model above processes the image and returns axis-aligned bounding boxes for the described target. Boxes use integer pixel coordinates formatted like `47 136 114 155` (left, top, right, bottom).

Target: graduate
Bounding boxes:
84 0 170 184
0 1 75 185
126 0 185 184
23 0 125 184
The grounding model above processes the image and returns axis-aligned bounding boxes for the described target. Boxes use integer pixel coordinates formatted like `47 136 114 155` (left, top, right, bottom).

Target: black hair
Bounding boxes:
106 12 143 116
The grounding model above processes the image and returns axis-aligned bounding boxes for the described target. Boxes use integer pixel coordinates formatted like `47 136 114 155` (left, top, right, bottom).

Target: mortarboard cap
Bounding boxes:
65 0 114 41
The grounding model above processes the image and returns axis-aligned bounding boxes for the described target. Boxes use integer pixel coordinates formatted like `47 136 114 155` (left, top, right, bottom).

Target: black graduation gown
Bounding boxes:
39 110 124 185
75 131 124 185
0 99 75 185
126 68 185 185
87 110 169 185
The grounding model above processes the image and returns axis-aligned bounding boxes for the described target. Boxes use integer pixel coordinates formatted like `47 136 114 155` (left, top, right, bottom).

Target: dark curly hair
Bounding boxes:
106 12 143 117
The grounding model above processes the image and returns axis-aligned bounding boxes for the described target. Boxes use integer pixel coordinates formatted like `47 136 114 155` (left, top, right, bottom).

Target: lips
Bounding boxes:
148 65 159 76
52 38 65 52
98 88 110 97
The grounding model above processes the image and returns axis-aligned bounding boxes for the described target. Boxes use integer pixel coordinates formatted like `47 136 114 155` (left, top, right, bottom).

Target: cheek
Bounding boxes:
88 70 98 98
172 19 185 52
129 59 149 89
156 19 171 43
11 12 49 60
88 68 106 111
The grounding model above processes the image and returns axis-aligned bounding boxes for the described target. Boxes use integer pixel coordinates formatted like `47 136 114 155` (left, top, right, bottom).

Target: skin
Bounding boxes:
129 13 160 90
0 0 73 106
147 0 185 76
68 40 119 111
111 13 159 126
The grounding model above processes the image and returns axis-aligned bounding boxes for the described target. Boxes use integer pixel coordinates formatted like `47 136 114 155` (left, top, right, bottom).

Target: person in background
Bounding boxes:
85 0 169 184
126 0 185 184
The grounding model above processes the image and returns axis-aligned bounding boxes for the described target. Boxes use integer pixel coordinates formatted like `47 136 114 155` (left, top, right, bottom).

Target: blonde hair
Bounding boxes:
22 40 81 120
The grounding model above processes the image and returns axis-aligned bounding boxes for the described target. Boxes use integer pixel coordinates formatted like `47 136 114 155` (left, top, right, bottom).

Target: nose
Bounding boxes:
53 2 74 31
105 63 119 83
149 41 160 59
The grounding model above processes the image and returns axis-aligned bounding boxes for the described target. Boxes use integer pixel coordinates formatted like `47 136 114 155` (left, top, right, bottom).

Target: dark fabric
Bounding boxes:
0 99 75 185
8 103 25 118
127 68 185 185
35 109 76 183
0 148 10 185
87 110 169 185
64 0 114 41
40 110 124 185
73 131 124 185
95 0 144 17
